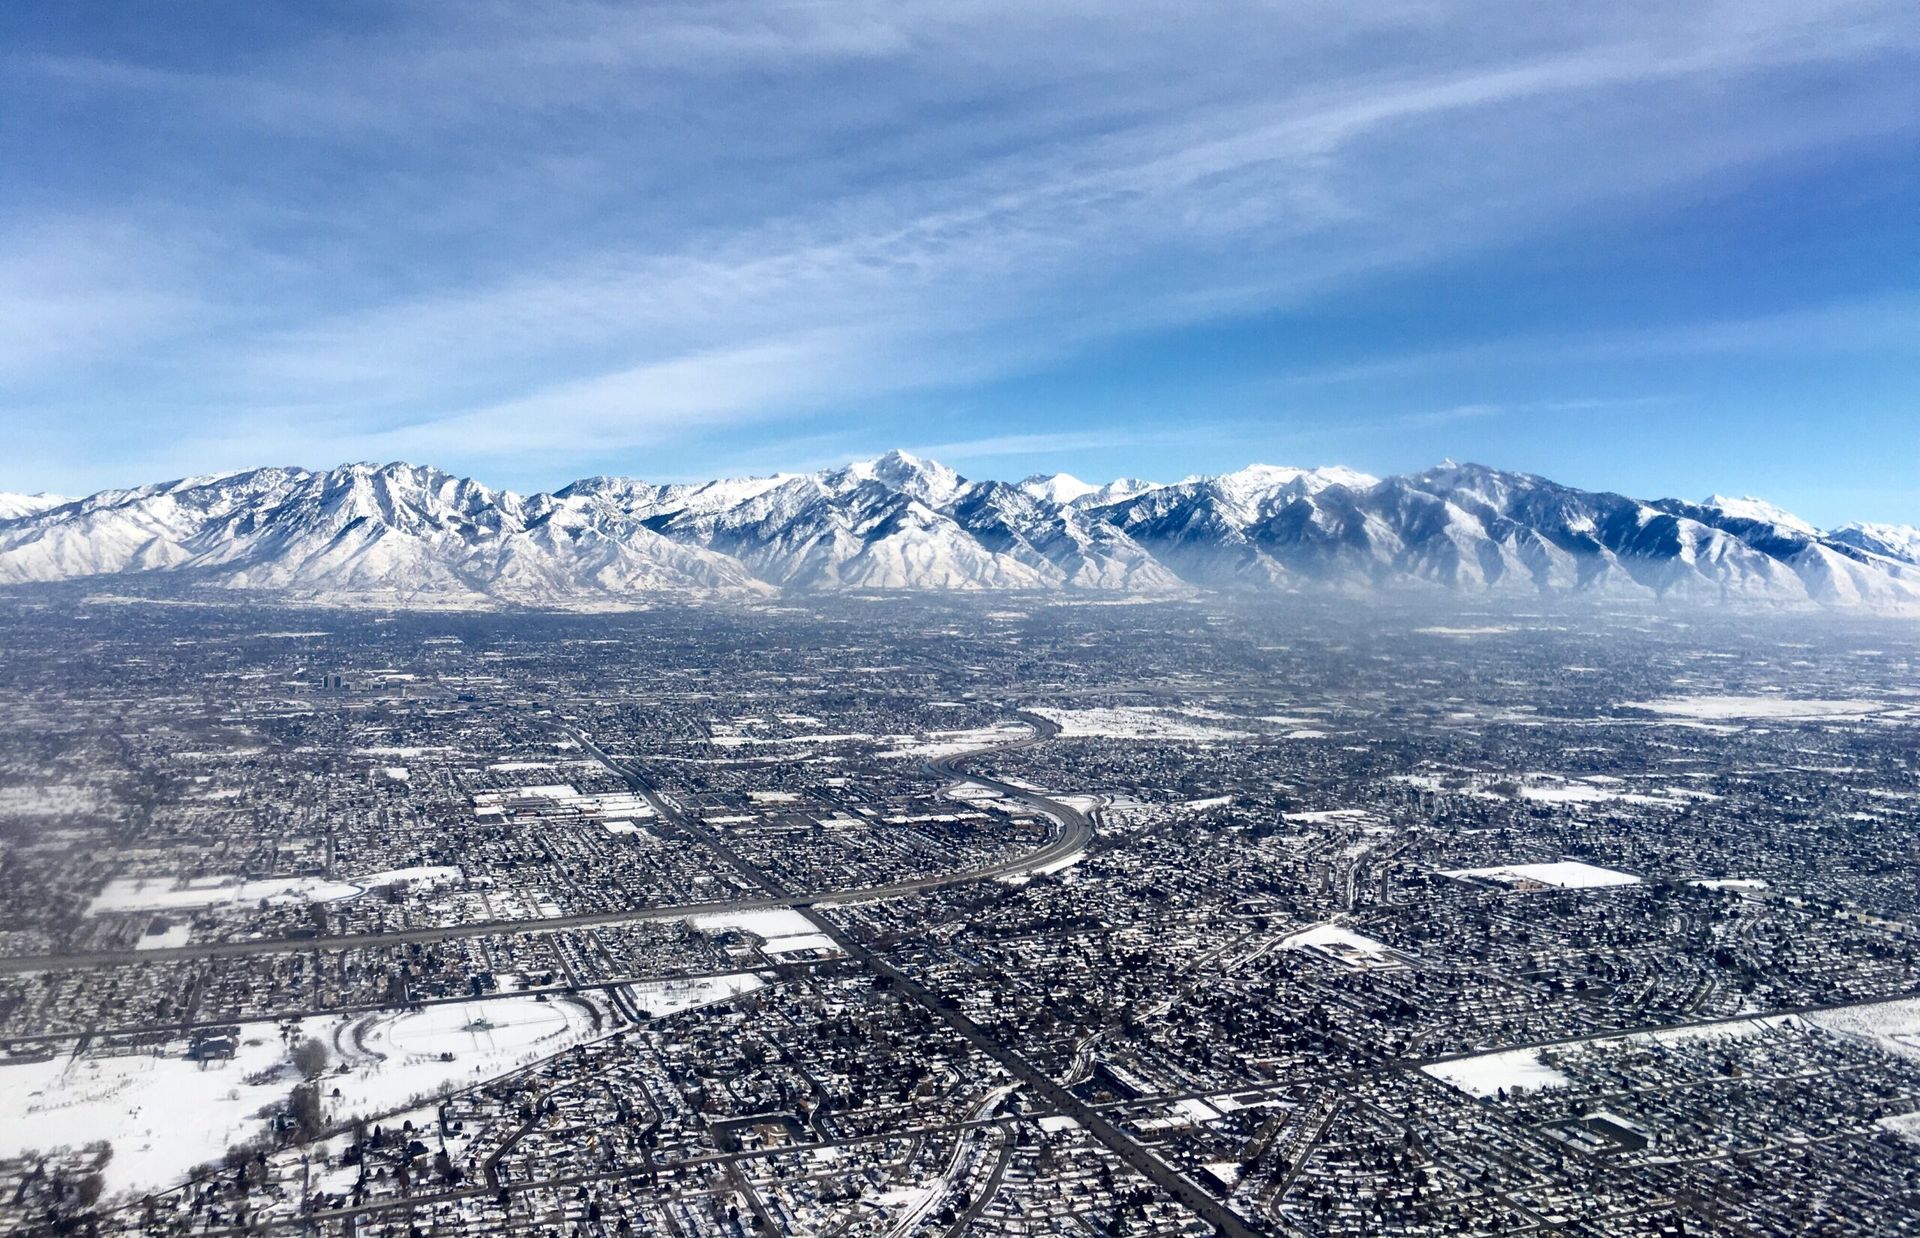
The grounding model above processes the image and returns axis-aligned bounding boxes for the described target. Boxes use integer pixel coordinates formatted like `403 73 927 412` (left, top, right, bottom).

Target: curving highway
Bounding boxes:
0 714 1092 976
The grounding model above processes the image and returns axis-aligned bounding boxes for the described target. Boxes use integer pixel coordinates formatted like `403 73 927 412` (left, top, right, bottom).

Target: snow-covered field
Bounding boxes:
626 972 766 1017
690 908 841 956
1426 1015 1801 1100
1281 924 1404 969
1442 861 1641 890
0 784 101 817
1029 706 1251 741
355 865 462 889
0 987 673 1202
1807 995 1920 1059
1423 1049 1571 1097
133 922 192 950
88 874 362 914
1628 695 1891 721
873 724 1031 759
0 1032 296 1198
87 864 463 915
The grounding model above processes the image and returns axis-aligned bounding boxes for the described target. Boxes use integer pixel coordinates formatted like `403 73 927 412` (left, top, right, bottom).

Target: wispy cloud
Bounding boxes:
1284 297 1920 387
2 1 1917 495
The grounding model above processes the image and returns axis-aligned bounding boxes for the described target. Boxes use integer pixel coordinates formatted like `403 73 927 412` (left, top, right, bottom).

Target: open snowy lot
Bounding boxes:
0 1029 297 1199
1029 706 1252 740
0 784 101 817
690 908 842 957
1426 1015 1803 1101
1442 860 1641 890
1627 695 1892 722
0 991 601 1204
1807 995 1920 1058
88 874 362 914
1423 1048 1571 1097
1281 923 1405 969
87 864 464 915
873 723 1031 759
626 972 767 1017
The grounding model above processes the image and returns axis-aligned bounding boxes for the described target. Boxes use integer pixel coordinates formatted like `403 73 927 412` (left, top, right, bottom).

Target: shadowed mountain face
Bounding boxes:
1 453 1915 609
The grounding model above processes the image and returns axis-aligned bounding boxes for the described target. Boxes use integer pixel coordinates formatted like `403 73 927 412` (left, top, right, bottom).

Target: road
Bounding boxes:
582 713 1264 1238
0 714 1092 976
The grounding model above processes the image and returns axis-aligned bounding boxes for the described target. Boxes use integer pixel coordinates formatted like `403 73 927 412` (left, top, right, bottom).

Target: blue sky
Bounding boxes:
2 2 1917 523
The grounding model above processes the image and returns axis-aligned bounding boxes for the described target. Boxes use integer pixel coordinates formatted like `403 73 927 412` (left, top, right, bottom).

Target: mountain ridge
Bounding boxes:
2 453 1915 611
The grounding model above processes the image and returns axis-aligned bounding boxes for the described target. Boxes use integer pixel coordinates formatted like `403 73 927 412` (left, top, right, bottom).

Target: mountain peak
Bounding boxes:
0 454 1914 611
1827 521 1920 565
1701 494 1816 535
0 492 74 521
1017 472 1096 505
848 450 967 506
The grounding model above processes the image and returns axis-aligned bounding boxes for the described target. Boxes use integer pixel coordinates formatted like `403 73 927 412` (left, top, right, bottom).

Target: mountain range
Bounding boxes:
0 453 1915 611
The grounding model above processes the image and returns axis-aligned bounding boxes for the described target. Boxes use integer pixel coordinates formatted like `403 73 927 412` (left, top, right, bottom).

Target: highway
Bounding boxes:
0 715 1092 975
583 711 1262 1237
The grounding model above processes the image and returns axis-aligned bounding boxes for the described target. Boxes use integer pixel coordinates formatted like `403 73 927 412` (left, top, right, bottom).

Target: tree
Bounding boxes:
288 1083 325 1144
292 1037 330 1081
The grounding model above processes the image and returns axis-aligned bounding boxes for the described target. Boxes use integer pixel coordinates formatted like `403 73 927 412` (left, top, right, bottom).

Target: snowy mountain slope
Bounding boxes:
1652 495 1920 607
1828 522 1920 566
0 492 73 521
0 455 1913 610
0 463 768 601
1018 473 1098 505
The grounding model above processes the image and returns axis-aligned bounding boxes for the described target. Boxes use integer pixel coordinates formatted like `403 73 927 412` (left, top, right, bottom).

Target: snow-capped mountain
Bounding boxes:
0 464 767 603
1828 522 1920 567
0 492 72 521
0 454 1913 610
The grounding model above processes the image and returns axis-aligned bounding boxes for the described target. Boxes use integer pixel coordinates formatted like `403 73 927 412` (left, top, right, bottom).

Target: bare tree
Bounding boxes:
291 1037 330 1081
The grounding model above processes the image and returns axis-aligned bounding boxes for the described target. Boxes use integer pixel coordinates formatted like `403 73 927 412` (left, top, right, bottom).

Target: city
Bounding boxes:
0 592 1915 1235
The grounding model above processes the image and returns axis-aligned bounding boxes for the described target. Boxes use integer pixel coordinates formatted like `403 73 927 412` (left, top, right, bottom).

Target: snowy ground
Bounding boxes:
1423 1049 1571 1097
872 724 1031 760
1806 995 1920 1059
1627 695 1891 721
87 864 464 915
0 992 615 1202
1029 706 1251 741
689 908 842 956
1425 1015 1801 1100
134 922 192 950
1443 861 1641 890
1281 924 1405 969
0 1030 297 1199
355 865 462 889
625 972 766 1017
0 784 101 817
88 874 362 914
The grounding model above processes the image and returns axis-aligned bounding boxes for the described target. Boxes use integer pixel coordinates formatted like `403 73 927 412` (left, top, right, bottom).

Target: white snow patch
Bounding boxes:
1030 706 1251 741
1443 861 1640 890
1807 995 1920 1059
87 874 362 915
1629 695 1889 721
625 972 765 1017
1424 1049 1571 1097
134 923 192 950
1282 924 1404 969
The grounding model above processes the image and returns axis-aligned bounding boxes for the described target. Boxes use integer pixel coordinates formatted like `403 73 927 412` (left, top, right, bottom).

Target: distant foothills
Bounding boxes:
1 452 1916 610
